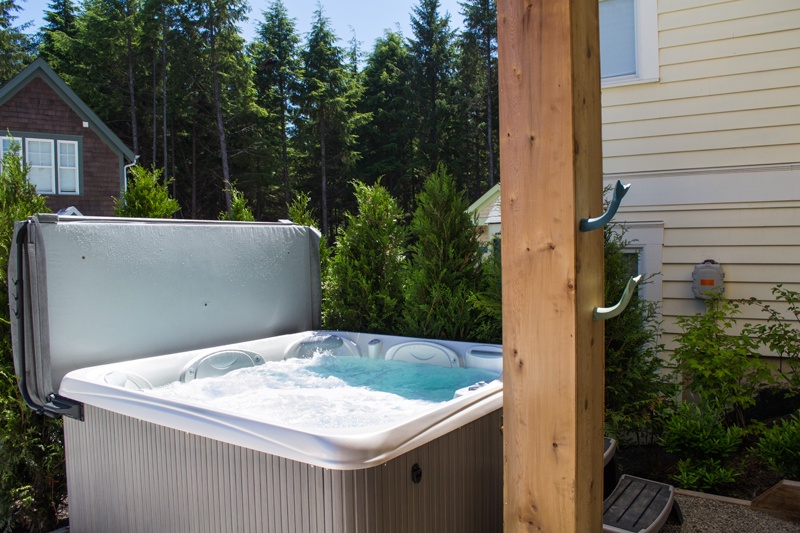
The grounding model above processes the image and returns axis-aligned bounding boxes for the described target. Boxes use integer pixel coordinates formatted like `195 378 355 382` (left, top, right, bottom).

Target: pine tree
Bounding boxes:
251 0 302 216
407 0 457 190
297 6 366 238
357 30 416 207
38 0 78 74
403 165 484 340
324 181 406 333
460 0 498 190
0 0 34 85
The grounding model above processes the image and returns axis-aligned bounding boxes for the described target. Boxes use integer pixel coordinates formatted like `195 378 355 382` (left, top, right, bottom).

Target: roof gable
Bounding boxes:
0 58 134 162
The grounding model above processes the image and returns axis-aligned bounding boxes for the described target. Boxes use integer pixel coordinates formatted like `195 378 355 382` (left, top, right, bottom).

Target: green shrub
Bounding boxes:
403 165 484 341
219 186 255 221
114 165 180 218
323 181 407 333
0 141 66 531
468 236 502 344
752 409 800 480
660 400 745 491
604 225 676 443
747 285 800 394
288 191 330 273
671 294 772 425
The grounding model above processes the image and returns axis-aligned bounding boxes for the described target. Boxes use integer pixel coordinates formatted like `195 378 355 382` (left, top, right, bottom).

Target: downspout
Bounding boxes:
123 155 140 193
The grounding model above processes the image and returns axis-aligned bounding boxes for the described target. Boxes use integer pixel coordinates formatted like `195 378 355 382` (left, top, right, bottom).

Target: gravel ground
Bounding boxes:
661 492 800 533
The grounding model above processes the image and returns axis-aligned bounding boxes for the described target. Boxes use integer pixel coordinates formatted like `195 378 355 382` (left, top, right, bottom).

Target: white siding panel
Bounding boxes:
659 0 732 15
664 245 800 265
660 29 800 66
660 48 800 83
664 226 800 247
658 0 799 31
663 264 800 283
602 78 800 114
604 106 800 141
660 9 800 47
604 145 799 174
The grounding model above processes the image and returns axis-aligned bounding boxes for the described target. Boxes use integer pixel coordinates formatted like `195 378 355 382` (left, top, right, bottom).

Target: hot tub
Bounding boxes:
9 215 503 532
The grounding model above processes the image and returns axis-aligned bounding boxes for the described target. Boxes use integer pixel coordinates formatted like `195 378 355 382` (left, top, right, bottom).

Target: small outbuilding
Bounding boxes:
0 58 134 216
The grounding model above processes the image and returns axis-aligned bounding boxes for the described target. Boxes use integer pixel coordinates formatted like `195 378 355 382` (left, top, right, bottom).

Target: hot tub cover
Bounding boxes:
8 214 322 417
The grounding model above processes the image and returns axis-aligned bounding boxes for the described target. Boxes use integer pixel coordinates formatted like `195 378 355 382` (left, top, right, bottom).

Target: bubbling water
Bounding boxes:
147 352 498 429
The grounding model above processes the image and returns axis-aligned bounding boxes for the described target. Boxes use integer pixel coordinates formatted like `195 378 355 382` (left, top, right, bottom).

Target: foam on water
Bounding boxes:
147 352 499 429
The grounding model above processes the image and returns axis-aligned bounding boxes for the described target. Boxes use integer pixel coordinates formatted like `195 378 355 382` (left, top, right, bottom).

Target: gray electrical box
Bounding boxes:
692 259 724 299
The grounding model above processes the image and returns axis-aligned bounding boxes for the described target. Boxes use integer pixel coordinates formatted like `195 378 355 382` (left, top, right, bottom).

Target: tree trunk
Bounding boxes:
162 14 168 182
127 13 138 156
279 77 290 214
191 120 197 219
210 19 232 213
320 112 328 238
486 36 495 188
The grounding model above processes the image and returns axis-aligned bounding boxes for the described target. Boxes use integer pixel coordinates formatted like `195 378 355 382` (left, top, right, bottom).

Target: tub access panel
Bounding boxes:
8 214 322 419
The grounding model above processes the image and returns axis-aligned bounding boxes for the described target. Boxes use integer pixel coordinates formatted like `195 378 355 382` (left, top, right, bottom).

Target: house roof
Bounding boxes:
468 183 500 215
0 58 134 162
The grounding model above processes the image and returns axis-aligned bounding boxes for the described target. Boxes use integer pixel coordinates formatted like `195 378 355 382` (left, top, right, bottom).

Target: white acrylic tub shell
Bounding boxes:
59 330 503 470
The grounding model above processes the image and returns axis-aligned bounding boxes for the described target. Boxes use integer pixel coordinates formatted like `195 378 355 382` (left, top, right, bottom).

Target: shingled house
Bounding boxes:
0 58 134 216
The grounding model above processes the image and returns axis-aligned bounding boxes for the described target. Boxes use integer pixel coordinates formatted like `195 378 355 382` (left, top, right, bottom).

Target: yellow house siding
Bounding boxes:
602 1 800 174
616 197 800 353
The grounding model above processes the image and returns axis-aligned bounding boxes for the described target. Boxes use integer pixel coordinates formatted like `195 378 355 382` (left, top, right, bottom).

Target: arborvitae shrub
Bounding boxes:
219 186 255 221
323 181 406 333
403 165 484 341
114 165 180 218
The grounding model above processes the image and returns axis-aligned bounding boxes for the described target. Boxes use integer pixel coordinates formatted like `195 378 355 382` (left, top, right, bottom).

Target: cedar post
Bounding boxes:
498 0 604 531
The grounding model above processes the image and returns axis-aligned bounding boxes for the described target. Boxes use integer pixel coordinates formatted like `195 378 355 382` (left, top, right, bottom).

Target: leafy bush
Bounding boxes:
219 186 255 221
403 165 484 341
604 225 676 443
660 400 745 491
114 165 180 218
671 294 772 425
747 285 800 393
323 181 407 333
0 142 66 531
752 409 800 480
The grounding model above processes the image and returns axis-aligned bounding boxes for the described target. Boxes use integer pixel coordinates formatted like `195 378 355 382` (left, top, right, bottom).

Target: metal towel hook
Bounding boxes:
594 275 642 320
580 180 630 232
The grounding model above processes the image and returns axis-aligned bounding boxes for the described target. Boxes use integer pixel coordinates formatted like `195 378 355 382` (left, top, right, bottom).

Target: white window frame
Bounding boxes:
57 140 80 195
26 138 56 194
600 0 659 88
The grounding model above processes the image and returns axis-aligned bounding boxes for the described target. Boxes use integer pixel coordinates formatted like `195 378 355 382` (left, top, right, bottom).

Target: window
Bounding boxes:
599 0 658 86
1 134 81 195
58 141 79 194
27 139 55 193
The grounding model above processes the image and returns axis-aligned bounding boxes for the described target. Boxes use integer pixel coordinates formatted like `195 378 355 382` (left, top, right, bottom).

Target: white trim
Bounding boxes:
26 138 55 194
605 163 800 208
617 221 664 309
57 140 80 195
600 0 659 88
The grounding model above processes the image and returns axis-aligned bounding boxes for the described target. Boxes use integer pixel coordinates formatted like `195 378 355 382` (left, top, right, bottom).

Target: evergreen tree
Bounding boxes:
38 0 78 74
251 0 302 216
407 0 457 191
460 0 497 191
324 181 406 333
357 30 416 207
403 165 484 340
297 6 366 238
114 165 180 217
0 0 34 85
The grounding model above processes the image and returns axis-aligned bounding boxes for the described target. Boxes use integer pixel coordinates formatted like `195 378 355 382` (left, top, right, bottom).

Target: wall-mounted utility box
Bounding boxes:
692 259 724 299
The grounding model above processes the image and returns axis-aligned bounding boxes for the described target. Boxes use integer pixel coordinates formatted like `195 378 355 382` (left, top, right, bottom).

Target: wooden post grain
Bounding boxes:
498 0 605 531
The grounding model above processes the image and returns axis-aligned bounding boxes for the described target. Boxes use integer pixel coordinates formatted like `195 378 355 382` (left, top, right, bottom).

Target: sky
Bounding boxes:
16 0 467 51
